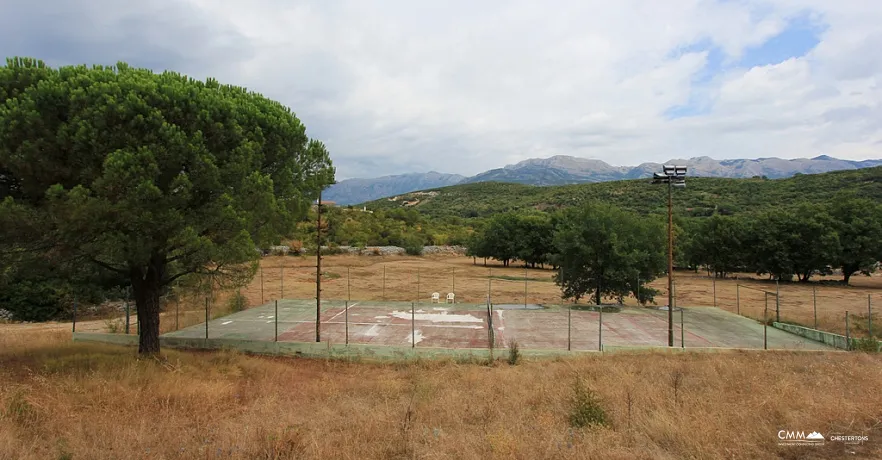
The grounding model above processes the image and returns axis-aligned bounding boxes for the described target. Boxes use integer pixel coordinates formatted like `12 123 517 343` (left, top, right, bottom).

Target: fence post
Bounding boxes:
736 285 740 315
175 292 180 331
487 300 494 360
488 268 492 305
347 267 351 302
274 300 278 342
775 280 781 323
868 295 873 339
813 286 818 329
345 300 349 346
598 306 603 352
680 307 685 349
205 297 209 340
411 301 416 349
567 304 572 351
72 297 77 333
712 274 716 308
763 293 768 350
845 312 850 351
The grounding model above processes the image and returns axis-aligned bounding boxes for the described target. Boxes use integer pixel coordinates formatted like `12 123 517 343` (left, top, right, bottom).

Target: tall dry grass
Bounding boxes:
1 329 880 459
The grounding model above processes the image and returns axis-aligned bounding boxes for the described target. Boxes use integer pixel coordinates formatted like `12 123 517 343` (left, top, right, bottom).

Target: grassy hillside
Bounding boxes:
364 166 882 219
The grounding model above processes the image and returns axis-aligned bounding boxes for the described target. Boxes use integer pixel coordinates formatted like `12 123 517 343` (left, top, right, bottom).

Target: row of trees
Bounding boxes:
680 198 882 283
467 205 665 304
466 197 882 304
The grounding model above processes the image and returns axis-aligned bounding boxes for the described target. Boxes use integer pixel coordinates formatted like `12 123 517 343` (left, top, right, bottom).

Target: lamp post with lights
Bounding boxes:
652 165 687 347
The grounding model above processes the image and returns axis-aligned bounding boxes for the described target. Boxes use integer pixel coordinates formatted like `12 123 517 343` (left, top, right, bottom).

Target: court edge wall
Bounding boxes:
772 322 881 351
71 332 840 360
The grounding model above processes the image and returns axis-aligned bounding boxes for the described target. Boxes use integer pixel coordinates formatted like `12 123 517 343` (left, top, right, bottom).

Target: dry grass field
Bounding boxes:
1 328 881 459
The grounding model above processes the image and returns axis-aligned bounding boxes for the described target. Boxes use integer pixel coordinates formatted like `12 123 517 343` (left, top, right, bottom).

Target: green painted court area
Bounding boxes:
162 299 833 352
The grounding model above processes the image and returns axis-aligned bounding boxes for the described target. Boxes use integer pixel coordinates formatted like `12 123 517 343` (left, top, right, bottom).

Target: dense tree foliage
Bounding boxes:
553 203 665 305
0 58 333 353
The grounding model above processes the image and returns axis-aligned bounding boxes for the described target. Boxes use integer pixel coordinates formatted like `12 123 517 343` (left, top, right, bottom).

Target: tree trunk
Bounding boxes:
842 264 857 285
131 255 166 354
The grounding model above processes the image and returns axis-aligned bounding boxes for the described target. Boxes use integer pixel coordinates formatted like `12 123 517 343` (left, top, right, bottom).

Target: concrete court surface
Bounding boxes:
162 300 832 351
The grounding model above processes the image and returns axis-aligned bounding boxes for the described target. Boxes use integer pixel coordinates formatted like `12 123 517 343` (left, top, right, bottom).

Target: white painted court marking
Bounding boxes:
364 324 380 337
328 302 359 322
221 321 233 325
390 310 482 323
408 329 425 345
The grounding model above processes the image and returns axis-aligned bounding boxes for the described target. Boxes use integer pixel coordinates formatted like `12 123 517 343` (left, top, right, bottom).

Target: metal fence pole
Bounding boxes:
567 304 572 351
712 275 716 308
345 300 349 345
488 268 492 305
775 280 781 323
763 293 768 350
845 312 850 351
411 301 416 349
813 286 818 329
347 267 351 302
72 297 77 333
487 300 494 359
274 300 278 342
736 285 740 315
681 307 685 349
598 306 603 352
205 297 209 340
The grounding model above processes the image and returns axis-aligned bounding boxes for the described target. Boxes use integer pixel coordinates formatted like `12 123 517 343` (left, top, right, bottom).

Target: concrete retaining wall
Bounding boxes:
772 322 881 351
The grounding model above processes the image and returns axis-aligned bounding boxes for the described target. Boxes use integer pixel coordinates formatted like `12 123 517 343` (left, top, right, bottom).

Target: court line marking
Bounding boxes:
327 302 359 322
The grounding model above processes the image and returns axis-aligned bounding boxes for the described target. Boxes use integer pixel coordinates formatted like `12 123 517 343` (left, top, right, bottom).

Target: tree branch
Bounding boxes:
88 257 128 275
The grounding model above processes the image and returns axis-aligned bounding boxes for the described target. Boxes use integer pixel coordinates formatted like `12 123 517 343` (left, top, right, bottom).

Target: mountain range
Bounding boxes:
323 155 882 205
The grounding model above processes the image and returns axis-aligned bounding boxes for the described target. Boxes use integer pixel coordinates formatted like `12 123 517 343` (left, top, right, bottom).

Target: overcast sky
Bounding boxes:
2 0 881 179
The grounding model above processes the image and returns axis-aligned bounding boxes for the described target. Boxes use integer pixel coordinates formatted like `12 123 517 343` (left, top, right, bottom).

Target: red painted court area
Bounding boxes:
277 304 492 348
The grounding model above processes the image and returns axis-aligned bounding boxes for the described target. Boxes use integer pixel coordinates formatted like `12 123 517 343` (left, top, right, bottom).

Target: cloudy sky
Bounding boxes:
2 0 881 179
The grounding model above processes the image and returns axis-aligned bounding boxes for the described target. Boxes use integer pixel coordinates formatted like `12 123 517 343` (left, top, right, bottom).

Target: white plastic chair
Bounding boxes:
431 292 440 303
446 293 455 304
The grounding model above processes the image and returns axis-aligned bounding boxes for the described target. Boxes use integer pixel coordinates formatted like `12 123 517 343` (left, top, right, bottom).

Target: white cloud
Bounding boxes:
3 0 882 177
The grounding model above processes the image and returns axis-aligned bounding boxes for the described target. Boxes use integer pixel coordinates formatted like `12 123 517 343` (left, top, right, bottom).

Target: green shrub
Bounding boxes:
227 291 248 313
507 339 521 365
569 378 608 428
850 337 881 353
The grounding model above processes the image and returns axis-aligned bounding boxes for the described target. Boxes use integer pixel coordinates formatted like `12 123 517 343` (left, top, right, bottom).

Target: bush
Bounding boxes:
404 245 424 256
850 337 881 353
507 339 521 365
227 291 248 313
569 378 608 428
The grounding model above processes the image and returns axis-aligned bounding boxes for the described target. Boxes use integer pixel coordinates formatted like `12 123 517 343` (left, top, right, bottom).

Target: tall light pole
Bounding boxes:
652 165 687 347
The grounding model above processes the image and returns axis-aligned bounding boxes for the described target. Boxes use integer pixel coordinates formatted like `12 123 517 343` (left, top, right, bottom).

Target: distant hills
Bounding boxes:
324 155 882 205
365 166 882 220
